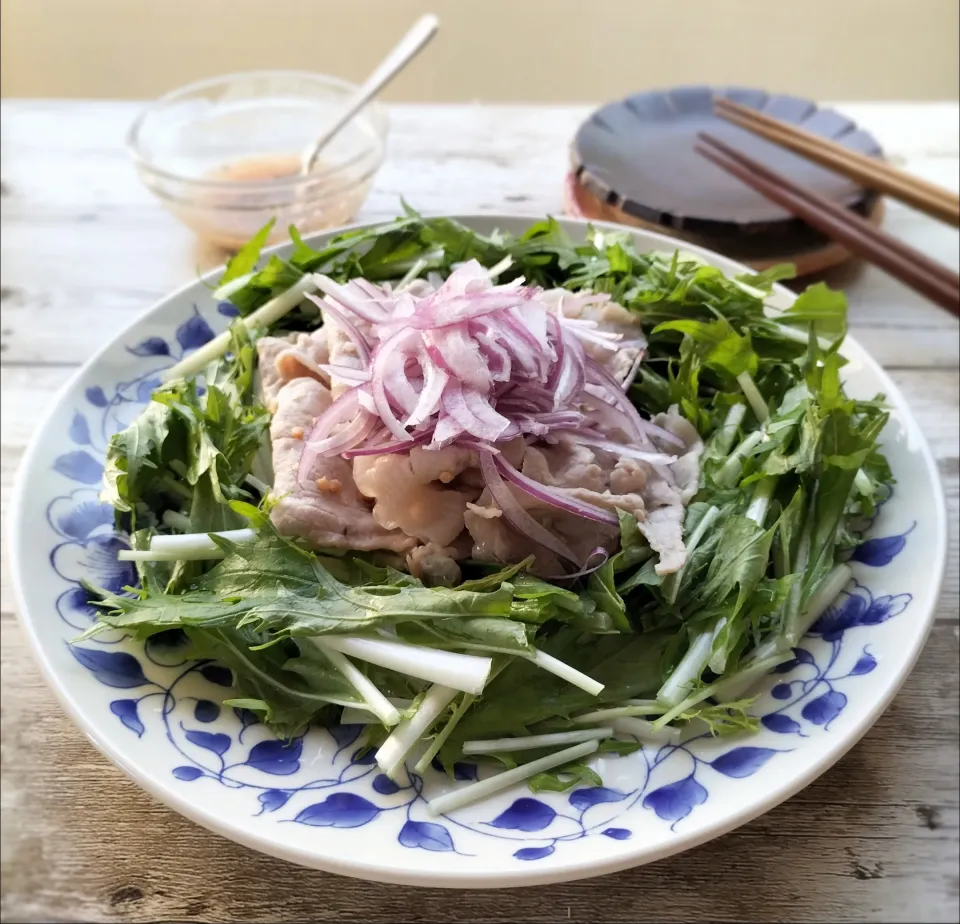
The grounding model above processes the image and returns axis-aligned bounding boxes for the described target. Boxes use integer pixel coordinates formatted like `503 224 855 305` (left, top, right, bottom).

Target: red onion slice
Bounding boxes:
478 452 580 564
381 290 533 331
636 418 687 450
473 328 513 383
541 547 610 580
585 358 685 449
301 265 667 529
564 432 678 465
431 414 465 448
554 331 586 410
342 429 432 459
310 411 378 462
305 292 371 366
380 352 422 415
424 325 491 393
318 363 370 384
462 388 512 439
298 390 370 483
371 329 420 440
620 349 646 390
405 354 448 428
441 382 510 442
494 455 620 527
313 274 389 324
351 277 392 309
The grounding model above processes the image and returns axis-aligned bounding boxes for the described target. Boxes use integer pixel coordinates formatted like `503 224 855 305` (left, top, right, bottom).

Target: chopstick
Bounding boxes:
695 132 960 316
714 97 960 228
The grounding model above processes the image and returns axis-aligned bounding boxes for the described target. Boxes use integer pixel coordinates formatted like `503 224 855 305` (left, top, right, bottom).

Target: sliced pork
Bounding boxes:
269 377 415 554
257 263 702 578
354 447 479 547
257 330 329 409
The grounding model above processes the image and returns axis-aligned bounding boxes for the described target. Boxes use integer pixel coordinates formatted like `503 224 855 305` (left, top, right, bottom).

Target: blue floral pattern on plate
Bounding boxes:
42 302 919 864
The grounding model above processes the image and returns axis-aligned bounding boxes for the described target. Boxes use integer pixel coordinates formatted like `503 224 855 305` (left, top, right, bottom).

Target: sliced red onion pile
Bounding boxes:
297 261 680 562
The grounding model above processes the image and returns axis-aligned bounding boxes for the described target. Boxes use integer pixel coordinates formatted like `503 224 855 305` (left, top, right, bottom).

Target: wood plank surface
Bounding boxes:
1 100 958 924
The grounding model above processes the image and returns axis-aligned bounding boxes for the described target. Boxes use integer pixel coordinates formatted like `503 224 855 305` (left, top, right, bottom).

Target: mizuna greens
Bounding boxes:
85 210 892 807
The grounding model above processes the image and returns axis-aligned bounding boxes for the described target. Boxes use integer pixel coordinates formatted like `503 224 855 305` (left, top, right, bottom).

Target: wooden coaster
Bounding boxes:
563 171 885 276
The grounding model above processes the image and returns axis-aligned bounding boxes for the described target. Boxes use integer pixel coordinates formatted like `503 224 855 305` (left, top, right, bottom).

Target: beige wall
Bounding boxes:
2 0 958 102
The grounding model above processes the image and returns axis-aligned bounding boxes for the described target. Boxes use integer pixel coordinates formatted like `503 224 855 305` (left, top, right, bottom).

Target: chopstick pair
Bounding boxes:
696 106 960 316
714 97 960 228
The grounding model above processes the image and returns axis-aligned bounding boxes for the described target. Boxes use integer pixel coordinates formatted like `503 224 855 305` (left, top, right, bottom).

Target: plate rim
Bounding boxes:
8 212 948 888
571 84 884 237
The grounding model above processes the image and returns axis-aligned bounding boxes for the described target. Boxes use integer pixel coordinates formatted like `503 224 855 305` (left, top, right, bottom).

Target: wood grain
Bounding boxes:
1 100 958 924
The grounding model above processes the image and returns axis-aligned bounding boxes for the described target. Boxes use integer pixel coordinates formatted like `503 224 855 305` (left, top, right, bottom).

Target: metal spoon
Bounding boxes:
299 13 439 176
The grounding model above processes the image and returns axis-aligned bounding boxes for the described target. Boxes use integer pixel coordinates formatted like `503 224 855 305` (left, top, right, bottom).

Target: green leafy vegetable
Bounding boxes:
89 210 894 797
101 321 269 536
219 219 276 287
85 530 515 641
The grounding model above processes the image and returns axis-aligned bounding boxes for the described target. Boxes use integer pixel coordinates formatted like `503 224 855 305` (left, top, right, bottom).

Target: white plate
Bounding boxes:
9 215 947 888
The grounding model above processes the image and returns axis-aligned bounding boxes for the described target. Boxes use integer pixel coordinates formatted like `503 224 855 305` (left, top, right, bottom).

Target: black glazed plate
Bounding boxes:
571 85 884 241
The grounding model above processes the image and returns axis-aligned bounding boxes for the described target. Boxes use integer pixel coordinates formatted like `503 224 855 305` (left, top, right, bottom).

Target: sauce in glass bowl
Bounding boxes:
129 71 388 251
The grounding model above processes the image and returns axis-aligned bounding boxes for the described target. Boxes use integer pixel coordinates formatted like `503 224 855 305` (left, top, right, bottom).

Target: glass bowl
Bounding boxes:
128 70 388 250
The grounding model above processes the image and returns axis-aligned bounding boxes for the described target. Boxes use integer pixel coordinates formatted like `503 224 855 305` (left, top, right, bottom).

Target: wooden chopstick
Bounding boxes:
698 131 959 292
714 96 960 228
695 132 960 317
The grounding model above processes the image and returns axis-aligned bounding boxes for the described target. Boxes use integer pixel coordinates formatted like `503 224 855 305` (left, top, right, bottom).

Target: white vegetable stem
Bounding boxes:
149 528 256 553
340 699 413 725
533 648 604 696
486 256 513 279
212 271 256 301
707 619 734 676
610 716 682 746
746 477 777 527
414 693 476 775
854 468 873 496
462 727 612 755
573 703 665 723
788 563 852 646
161 510 192 531
716 429 765 488
118 548 225 562
770 322 832 350
244 473 271 495
318 636 492 695
657 622 723 708
783 517 814 640
426 740 600 816
376 684 458 779
396 257 430 290
707 647 788 702
664 505 719 605
162 275 319 382
714 403 747 457
311 640 400 727
736 371 768 422
688 651 794 713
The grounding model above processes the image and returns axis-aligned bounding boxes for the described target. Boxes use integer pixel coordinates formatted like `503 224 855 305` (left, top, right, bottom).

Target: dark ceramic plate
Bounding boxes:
571 85 884 240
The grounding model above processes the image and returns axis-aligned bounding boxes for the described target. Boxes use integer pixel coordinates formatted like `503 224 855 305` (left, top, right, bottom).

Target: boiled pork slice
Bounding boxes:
268 377 415 554
406 541 464 587
257 330 329 410
353 445 480 548
463 409 703 576
552 292 647 385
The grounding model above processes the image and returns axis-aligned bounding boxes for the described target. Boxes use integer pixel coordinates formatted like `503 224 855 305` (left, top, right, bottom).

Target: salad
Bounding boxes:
84 210 892 814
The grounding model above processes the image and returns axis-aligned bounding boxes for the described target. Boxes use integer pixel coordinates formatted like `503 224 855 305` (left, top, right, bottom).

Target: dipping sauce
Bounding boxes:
171 153 372 252
205 153 303 183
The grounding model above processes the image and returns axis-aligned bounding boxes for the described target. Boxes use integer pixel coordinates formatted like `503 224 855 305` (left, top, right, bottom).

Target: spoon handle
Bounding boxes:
300 13 439 175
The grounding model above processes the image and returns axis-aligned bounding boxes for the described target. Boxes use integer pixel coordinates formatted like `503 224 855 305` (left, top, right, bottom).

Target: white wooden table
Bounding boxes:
1 101 957 924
